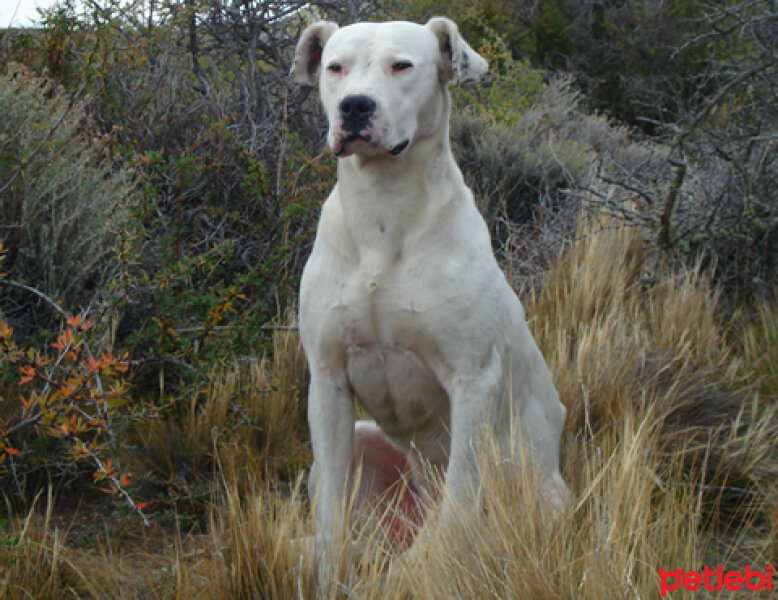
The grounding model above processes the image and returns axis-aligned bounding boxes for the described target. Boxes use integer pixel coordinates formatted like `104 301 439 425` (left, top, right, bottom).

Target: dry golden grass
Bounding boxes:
2 219 775 598
0 491 89 599
739 300 778 402
123 319 310 514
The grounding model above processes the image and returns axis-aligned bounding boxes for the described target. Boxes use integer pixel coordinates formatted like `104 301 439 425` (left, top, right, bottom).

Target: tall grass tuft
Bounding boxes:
125 317 310 521
528 217 776 518
739 300 778 401
0 491 90 599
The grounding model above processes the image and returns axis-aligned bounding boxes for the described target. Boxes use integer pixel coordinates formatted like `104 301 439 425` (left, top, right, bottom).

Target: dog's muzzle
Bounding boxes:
335 94 410 157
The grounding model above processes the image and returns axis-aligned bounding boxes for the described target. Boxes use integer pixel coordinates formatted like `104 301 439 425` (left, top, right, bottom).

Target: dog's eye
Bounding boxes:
391 61 413 73
327 63 342 74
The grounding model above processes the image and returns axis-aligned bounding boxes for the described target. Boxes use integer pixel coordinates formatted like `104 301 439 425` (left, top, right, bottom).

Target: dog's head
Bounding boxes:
290 18 488 158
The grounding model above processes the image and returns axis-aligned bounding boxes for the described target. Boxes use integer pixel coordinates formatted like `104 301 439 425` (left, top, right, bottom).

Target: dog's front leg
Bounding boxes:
438 350 503 525
307 369 355 589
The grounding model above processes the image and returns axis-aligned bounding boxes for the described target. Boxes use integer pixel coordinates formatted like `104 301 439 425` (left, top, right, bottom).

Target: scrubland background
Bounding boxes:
0 1 776 597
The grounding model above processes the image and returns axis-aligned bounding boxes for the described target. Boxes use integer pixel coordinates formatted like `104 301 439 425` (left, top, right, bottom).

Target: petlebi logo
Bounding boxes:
659 565 774 596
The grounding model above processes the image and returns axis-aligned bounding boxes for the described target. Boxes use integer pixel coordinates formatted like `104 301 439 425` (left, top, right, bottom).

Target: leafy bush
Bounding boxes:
416 0 774 132
575 100 777 300
0 67 136 332
0 242 145 521
451 71 665 290
120 135 333 376
453 75 590 229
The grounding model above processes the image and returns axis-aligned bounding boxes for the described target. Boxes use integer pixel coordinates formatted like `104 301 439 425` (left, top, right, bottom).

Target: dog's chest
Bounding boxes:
331 263 450 436
346 343 448 439
331 247 427 345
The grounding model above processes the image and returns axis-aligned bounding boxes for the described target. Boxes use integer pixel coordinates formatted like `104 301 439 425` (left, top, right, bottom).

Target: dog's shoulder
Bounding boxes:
306 188 356 267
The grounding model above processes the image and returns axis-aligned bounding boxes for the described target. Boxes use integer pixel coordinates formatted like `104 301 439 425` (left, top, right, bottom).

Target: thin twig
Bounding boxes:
6 281 69 319
173 323 298 335
87 451 150 527
261 324 299 331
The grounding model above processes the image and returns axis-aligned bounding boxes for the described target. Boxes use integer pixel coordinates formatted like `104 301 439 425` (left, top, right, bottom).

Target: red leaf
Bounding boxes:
137 502 149 510
6 447 19 456
19 366 35 384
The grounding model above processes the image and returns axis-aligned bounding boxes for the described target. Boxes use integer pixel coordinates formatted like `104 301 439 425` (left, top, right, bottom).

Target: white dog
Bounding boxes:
291 17 568 578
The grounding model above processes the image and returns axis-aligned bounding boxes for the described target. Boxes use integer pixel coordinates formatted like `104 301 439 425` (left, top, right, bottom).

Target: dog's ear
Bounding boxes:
426 17 488 85
290 21 339 85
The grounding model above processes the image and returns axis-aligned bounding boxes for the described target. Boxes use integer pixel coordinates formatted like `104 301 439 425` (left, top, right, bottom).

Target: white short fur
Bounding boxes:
291 17 568 579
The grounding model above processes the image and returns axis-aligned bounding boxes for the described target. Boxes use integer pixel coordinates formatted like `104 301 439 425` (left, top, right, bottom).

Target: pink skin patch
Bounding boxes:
353 423 426 549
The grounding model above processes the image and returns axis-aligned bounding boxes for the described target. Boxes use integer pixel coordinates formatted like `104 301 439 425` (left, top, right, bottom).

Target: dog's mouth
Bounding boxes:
389 140 409 155
334 133 410 158
335 133 372 156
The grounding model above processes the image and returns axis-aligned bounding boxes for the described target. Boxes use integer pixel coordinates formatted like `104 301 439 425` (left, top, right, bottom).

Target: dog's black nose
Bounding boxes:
339 95 376 132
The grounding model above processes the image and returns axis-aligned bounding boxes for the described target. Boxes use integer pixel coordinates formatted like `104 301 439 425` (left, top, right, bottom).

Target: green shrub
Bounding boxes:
121 132 333 374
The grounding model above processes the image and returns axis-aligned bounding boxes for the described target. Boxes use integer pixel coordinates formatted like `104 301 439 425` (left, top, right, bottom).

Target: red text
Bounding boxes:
659 565 774 596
